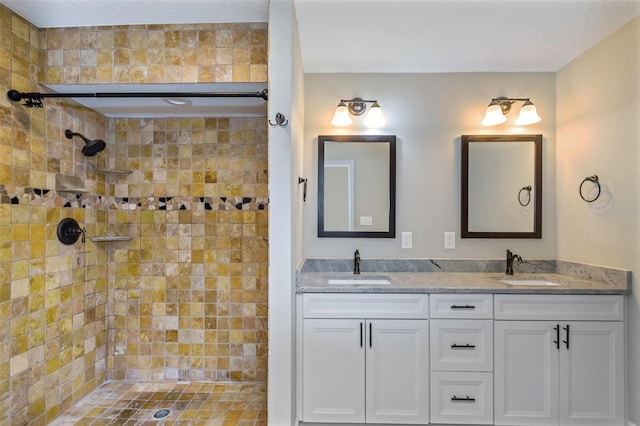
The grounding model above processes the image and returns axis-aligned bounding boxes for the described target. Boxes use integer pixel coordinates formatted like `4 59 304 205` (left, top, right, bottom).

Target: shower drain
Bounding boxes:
153 409 171 419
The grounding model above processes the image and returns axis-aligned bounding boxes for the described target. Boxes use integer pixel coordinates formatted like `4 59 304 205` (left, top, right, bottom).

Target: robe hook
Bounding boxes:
269 112 288 127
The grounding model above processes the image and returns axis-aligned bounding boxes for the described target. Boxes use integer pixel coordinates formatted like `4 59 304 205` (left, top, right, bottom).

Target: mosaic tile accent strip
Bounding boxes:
0 185 269 211
112 196 269 211
0 184 108 208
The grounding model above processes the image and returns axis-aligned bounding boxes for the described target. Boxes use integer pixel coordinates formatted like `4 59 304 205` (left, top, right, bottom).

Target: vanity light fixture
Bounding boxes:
482 97 541 126
331 98 386 128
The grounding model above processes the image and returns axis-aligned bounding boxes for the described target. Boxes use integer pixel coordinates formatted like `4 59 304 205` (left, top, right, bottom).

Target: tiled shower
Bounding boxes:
0 6 268 425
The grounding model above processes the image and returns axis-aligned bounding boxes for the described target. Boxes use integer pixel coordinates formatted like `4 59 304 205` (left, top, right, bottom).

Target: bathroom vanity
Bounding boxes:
295 271 629 426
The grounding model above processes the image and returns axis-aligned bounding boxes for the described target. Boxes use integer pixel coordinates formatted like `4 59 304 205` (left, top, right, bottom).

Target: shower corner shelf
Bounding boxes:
92 167 133 176
89 236 133 242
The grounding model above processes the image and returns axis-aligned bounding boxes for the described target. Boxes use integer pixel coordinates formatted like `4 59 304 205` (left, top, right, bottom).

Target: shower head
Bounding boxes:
64 129 106 157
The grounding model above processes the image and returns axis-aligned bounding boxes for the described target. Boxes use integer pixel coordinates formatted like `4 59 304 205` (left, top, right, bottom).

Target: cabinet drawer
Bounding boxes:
430 371 493 424
302 293 429 319
430 294 493 318
494 294 624 321
430 320 493 371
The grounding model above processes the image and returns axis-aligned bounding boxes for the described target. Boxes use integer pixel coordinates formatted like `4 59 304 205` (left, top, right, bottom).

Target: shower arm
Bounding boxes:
66 131 91 144
7 88 269 108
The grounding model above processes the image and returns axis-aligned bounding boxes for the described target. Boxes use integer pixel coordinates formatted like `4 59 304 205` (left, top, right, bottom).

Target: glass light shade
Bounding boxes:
482 103 507 126
331 102 352 126
364 102 385 128
515 101 541 125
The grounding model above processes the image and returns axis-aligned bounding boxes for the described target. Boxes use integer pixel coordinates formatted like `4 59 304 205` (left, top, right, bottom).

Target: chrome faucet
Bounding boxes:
506 249 523 275
354 249 361 274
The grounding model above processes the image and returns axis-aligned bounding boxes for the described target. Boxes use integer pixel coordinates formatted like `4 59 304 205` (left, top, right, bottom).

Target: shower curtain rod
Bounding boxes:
7 88 268 108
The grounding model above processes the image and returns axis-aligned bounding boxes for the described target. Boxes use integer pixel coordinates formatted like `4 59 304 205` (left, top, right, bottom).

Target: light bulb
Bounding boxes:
482 101 507 126
364 101 385 128
516 100 541 125
331 101 352 126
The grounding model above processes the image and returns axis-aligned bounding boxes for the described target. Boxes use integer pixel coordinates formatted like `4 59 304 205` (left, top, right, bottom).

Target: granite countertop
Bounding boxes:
297 271 631 294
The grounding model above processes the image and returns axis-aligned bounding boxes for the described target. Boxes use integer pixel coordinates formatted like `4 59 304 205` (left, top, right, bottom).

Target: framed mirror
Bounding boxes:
461 134 542 238
318 135 396 238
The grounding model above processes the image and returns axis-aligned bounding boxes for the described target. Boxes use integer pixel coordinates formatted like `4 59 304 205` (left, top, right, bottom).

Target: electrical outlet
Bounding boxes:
401 232 412 249
444 232 455 249
360 216 373 226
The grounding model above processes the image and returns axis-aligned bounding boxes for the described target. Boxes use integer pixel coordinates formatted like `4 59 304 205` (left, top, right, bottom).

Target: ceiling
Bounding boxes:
1 0 638 115
294 0 640 73
1 0 269 27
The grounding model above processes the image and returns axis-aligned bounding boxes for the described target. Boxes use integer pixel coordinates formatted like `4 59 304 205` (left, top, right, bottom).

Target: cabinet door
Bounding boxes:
365 319 429 424
494 321 560 425
302 319 365 423
559 321 624 426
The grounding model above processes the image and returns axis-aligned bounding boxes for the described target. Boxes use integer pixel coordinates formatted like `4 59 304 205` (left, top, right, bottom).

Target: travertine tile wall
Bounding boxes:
106 117 268 382
39 23 268 84
1 6 110 425
1 4 269 425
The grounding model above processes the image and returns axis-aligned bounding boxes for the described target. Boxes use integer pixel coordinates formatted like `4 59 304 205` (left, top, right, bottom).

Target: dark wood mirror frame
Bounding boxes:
461 134 542 239
318 135 396 238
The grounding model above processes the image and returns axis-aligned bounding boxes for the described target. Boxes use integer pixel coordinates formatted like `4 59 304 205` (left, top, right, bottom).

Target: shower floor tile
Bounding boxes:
48 381 267 425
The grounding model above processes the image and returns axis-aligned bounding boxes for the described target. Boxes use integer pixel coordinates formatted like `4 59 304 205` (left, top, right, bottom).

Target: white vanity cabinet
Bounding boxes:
494 295 625 426
298 291 626 426
301 293 430 424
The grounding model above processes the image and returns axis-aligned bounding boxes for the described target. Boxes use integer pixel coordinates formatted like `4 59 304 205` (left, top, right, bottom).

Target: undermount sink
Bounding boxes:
328 276 392 285
501 279 560 286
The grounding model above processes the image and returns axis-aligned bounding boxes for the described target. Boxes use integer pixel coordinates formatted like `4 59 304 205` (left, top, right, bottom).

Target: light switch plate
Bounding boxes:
401 232 412 249
444 231 455 249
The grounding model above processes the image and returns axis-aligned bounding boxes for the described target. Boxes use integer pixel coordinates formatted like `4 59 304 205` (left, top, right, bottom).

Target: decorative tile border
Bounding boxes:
0 185 268 210
112 196 268 211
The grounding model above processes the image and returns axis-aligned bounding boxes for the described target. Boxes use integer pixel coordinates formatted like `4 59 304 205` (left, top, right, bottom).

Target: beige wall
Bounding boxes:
556 17 640 423
266 0 305 422
303 72 556 260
